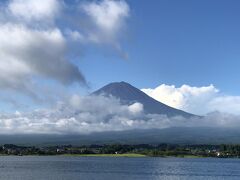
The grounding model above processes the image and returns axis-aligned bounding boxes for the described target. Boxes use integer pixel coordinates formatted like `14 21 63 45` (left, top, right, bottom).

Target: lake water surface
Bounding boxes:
0 156 240 180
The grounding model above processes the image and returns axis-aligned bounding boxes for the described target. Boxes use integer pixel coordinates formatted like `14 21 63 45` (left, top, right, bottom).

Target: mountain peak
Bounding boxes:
92 81 196 118
92 81 144 100
104 81 133 88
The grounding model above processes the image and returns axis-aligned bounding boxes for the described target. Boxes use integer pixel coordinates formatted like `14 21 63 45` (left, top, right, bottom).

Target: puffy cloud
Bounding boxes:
8 0 61 23
128 102 143 115
142 84 240 115
0 0 88 100
0 23 86 95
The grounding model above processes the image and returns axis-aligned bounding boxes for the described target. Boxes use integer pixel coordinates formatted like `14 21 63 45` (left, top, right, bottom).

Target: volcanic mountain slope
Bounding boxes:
92 81 196 118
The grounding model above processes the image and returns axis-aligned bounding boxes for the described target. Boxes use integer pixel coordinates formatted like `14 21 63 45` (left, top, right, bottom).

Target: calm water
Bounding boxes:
0 156 240 180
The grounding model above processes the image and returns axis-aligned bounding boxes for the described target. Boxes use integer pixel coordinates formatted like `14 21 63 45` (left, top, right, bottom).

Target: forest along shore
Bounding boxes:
0 144 239 158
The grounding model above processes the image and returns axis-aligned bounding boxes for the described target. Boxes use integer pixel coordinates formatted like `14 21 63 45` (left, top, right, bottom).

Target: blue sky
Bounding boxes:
80 0 240 95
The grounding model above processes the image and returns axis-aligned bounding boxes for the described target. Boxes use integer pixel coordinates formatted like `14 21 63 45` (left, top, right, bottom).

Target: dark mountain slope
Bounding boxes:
93 81 196 118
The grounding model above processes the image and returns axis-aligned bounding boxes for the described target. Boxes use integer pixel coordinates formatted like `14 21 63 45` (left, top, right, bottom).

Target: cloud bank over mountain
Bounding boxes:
142 84 240 115
0 94 238 134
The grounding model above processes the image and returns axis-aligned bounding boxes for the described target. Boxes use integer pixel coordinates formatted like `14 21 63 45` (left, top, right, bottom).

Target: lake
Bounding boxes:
0 156 240 180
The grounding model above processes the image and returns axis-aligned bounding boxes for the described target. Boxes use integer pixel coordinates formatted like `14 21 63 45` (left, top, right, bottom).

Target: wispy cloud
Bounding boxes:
80 0 130 59
81 0 129 40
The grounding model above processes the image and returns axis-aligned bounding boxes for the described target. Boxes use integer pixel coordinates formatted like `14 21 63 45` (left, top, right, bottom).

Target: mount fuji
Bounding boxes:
93 81 196 118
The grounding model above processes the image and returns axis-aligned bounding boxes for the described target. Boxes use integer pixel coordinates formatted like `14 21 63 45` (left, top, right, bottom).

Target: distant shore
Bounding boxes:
1 144 239 158
60 154 206 158
61 153 147 157
0 153 206 158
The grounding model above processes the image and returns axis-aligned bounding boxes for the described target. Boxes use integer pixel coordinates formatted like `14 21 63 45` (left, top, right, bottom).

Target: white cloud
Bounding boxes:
0 95 145 134
142 84 240 115
0 95 239 134
0 23 86 95
128 102 143 115
81 0 129 58
82 0 129 36
8 0 61 23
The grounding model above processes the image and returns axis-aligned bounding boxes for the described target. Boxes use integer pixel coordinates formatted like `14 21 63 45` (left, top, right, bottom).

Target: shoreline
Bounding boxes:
61 153 147 157
0 154 220 158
